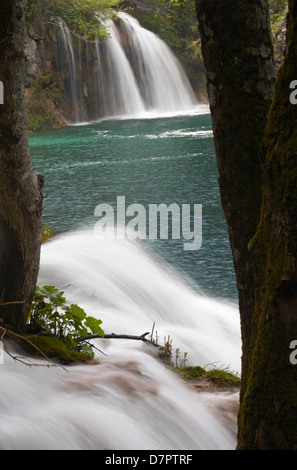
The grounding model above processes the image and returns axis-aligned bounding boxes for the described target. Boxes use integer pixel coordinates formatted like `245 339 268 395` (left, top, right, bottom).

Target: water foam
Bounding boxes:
0 230 241 450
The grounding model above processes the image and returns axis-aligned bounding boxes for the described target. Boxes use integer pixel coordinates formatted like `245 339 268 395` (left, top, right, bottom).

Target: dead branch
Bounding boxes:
79 331 151 343
82 339 108 356
0 326 68 371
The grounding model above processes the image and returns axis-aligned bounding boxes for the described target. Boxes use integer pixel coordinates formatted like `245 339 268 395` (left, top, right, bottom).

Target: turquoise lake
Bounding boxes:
29 110 237 302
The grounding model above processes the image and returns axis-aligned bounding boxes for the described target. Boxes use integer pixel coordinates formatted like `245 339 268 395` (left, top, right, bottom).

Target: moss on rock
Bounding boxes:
19 334 94 363
173 365 241 388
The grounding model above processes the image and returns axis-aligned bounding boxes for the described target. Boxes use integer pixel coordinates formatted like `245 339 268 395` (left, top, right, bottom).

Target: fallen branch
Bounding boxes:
79 331 151 342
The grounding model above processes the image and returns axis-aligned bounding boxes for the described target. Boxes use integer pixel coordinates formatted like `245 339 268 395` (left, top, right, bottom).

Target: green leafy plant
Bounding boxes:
41 224 57 243
49 0 119 41
25 74 62 133
148 324 188 366
27 285 104 358
174 365 241 388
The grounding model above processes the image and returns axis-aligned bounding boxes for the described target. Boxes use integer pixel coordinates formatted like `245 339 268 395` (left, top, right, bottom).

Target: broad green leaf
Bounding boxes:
84 316 104 337
69 304 87 322
80 343 95 358
77 327 89 338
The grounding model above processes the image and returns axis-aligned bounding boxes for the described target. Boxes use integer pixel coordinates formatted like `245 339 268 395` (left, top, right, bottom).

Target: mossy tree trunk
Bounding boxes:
238 0 297 449
0 0 43 333
197 0 297 449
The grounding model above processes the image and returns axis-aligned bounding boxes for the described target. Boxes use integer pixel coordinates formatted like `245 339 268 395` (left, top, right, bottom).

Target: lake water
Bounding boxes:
30 107 237 302
0 107 242 451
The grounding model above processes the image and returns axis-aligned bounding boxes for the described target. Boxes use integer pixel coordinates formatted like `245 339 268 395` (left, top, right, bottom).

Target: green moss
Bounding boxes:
27 114 54 134
204 367 241 387
25 74 63 133
22 334 94 363
238 3 297 444
41 224 58 243
173 365 241 387
174 365 206 379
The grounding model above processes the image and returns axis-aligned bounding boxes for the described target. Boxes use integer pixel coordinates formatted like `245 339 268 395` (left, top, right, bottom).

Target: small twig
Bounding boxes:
150 322 155 342
0 326 68 371
79 331 151 343
84 340 107 356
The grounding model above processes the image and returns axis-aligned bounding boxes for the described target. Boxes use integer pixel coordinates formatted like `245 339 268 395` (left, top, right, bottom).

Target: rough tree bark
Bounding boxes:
238 0 297 449
0 0 43 333
197 0 297 449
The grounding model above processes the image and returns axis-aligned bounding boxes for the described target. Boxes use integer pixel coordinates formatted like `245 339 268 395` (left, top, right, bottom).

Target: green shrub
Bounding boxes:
27 285 104 359
26 74 61 133
174 365 241 388
48 0 119 41
41 224 57 243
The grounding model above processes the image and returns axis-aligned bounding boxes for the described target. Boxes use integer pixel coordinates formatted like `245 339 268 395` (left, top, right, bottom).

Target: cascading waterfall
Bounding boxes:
97 17 146 117
58 21 81 122
116 12 197 113
8 12 237 451
53 13 198 123
0 230 241 450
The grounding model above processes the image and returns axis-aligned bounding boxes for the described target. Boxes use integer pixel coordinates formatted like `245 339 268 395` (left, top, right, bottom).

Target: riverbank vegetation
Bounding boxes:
25 74 64 133
174 365 241 390
48 0 119 41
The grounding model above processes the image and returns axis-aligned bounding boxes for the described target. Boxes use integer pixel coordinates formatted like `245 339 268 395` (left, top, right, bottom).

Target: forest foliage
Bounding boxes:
26 0 119 40
269 0 288 31
48 0 119 40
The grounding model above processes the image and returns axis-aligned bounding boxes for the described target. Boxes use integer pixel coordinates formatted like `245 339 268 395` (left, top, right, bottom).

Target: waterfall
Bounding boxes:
0 230 240 450
97 18 146 117
116 12 197 113
53 13 198 123
58 22 82 122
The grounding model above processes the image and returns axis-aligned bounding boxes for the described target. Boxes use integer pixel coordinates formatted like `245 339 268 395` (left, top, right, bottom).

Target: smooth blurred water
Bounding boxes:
30 108 237 301
0 108 242 451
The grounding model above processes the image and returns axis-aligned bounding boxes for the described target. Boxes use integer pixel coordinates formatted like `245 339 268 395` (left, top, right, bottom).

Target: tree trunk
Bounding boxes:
237 0 297 449
0 0 43 333
197 0 297 449
196 0 276 417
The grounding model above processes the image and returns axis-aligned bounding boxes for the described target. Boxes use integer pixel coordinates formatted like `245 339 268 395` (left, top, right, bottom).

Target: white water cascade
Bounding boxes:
0 230 241 450
97 16 146 117
115 12 197 114
58 22 81 122
54 13 198 122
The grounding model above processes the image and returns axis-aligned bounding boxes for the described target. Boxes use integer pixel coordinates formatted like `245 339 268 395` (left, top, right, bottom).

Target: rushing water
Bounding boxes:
54 13 197 122
31 108 237 301
0 108 242 450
